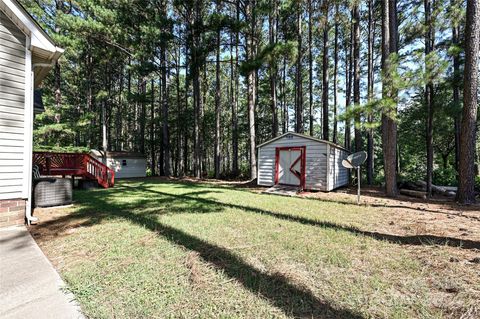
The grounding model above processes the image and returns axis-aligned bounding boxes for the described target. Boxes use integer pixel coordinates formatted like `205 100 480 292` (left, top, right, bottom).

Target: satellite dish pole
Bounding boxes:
342 151 368 205
357 165 361 205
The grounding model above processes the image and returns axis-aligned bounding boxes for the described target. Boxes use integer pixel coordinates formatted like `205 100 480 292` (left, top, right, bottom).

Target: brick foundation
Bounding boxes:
0 199 26 228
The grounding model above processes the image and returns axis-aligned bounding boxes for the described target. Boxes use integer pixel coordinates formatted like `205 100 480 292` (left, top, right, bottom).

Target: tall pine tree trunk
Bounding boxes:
102 100 107 163
176 48 184 177
150 80 156 175
102 64 109 162
345 18 353 150
54 0 64 123
117 67 124 151
333 4 339 144
184 46 190 175
192 0 203 178
381 0 399 197
86 54 94 148
139 77 146 155
425 0 435 197
201 66 207 175
269 0 278 138
295 0 304 133
214 5 222 179
127 58 132 150
308 0 314 136
282 59 288 133
231 13 239 175
193 80 200 177
367 0 375 185
107 72 113 152
353 4 361 152
246 0 257 180
457 0 480 204
161 43 171 176
451 0 461 177
322 1 330 141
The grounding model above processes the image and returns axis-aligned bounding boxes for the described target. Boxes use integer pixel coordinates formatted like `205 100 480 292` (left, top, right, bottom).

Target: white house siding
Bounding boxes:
107 157 147 179
327 146 349 191
0 10 26 200
257 134 329 191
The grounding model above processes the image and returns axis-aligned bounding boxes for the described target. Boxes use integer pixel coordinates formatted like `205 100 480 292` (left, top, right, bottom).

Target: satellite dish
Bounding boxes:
346 151 368 168
342 159 354 169
342 151 368 205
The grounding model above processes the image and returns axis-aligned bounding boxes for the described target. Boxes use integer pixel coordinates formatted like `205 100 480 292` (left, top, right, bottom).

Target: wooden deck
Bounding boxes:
33 152 115 188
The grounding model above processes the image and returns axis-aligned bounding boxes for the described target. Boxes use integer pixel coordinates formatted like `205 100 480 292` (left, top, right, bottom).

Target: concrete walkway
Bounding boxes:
0 226 84 319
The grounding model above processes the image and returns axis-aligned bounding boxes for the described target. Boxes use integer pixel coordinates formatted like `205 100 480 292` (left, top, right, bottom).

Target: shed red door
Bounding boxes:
275 147 306 188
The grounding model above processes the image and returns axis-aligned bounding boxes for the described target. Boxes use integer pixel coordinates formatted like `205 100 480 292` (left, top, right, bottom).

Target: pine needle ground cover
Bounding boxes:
31 179 480 318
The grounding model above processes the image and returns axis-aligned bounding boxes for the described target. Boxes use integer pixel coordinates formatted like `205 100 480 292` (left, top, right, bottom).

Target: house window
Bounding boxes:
122 159 127 166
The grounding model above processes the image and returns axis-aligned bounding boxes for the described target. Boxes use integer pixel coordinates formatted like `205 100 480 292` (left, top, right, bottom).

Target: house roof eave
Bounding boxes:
0 0 64 72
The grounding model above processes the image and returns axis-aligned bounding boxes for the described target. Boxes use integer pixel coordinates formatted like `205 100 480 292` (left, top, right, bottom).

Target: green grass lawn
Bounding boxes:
31 179 480 318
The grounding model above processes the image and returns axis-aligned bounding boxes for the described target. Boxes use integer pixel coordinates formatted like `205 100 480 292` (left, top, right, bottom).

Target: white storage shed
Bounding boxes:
257 132 350 191
91 150 147 179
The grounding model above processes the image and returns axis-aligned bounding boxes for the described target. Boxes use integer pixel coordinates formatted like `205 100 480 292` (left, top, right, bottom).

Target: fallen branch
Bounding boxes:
400 189 427 199
415 181 451 195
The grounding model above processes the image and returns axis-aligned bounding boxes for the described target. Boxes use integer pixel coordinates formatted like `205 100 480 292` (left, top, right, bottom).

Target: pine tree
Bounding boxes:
457 0 480 204
382 0 399 197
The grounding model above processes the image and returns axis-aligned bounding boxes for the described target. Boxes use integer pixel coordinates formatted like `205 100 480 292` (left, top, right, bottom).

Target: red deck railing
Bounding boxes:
83 154 115 188
33 152 115 188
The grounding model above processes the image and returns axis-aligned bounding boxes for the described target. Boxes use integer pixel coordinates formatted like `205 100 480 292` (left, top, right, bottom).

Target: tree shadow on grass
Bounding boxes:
33 189 364 319
30 182 480 317
36 183 480 251
127 184 480 250
78 188 226 215
122 178 480 222
30 189 225 243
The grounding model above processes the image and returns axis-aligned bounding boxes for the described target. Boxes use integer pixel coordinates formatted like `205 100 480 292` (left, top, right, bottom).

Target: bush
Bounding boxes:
33 145 90 153
206 170 216 179
146 168 153 177
398 170 425 186
433 167 458 186
238 163 251 179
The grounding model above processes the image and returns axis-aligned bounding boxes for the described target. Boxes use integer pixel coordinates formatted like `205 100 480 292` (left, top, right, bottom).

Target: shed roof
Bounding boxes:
257 132 350 152
91 149 147 159
0 0 64 87
107 151 147 159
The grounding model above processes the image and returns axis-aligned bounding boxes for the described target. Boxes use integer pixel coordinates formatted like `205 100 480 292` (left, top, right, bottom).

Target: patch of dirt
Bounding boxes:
29 206 88 243
301 186 480 245
185 252 207 287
